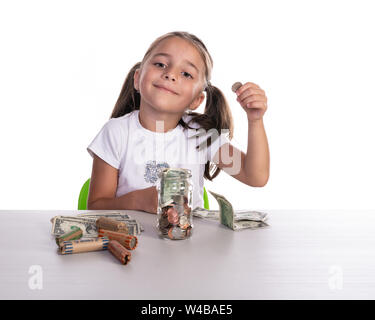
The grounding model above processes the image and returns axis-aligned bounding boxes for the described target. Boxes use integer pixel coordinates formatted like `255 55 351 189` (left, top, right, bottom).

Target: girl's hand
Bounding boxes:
235 82 268 122
132 186 158 214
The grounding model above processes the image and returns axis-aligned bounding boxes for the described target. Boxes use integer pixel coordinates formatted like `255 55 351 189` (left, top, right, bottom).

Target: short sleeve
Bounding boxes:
87 119 123 169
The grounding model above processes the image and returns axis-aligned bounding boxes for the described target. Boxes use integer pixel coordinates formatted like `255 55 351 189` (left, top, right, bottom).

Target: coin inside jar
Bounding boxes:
178 215 190 230
159 213 171 229
168 226 187 240
186 226 192 237
167 207 179 225
156 168 193 240
184 203 191 215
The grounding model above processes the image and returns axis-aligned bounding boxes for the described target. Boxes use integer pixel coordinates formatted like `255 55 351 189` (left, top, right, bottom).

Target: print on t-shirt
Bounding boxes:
144 160 170 184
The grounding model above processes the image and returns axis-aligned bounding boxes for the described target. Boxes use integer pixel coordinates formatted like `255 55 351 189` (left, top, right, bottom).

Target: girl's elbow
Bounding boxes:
248 175 269 187
87 202 95 210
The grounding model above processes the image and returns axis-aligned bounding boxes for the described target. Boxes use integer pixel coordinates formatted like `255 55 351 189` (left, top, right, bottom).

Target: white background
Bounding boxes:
1 0 374 210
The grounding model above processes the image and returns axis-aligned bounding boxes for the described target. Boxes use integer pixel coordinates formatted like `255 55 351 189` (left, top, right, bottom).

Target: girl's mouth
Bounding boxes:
154 85 177 95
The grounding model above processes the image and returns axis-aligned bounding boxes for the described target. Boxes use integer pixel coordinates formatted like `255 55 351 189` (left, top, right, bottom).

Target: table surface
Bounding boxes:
0 209 374 299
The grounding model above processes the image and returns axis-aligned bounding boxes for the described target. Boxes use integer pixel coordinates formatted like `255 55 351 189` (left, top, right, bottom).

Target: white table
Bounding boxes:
0 209 374 299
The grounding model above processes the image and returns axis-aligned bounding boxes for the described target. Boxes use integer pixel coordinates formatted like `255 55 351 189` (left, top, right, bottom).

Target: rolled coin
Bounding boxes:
108 240 132 265
60 237 109 255
231 82 242 93
96 217 128 234
98 228 138 250
55 226 83 246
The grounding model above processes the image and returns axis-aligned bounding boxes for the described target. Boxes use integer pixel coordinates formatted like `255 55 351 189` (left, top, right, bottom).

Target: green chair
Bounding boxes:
78 178 91 210
78 178 209 210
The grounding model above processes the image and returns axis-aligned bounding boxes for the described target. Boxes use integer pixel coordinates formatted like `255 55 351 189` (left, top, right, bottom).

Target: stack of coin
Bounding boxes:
55 226 83 246
59 237 109 255
108 240 132 265
96 217 128 234
98 229 138 250
157 194 193 240
54 220 138 265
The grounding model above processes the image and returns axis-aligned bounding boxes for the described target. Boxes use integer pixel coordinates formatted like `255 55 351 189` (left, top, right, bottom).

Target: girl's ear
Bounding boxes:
189 92 205 111
134 68 140 91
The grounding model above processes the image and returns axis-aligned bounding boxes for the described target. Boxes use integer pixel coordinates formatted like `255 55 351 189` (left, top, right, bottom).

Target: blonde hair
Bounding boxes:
110 31 234 181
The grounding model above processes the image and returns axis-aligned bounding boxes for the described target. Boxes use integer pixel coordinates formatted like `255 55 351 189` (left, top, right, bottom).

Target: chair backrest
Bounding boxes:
78 178 91 210
78 178 210 210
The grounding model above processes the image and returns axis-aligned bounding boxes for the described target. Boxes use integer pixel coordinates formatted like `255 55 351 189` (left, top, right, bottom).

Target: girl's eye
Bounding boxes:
154 62 193 79
182 72 193 79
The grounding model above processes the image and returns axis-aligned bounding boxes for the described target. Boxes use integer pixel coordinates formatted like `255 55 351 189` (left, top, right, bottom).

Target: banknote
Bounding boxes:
51 216 98 238
232 220 268 230
208 190 234 229
204 190 269 231
76 211 128 217
192 207 268 222
77 212 143 232
51 215 142 237
192 207 220 220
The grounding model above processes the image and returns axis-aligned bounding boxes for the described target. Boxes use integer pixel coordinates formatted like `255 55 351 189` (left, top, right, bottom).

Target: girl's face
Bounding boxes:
134 37 206 115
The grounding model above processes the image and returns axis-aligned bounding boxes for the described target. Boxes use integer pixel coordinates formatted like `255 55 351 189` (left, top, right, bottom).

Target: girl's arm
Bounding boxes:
243 118 270 186
87 154 158 213
87 154 133 210
213 82 270 187
213 122 269 187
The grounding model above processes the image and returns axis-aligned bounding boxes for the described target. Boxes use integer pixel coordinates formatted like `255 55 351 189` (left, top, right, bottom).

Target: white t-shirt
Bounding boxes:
87 109 230 210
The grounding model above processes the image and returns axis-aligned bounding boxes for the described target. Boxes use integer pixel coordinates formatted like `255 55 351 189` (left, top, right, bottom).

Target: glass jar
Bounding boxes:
156 168 193 240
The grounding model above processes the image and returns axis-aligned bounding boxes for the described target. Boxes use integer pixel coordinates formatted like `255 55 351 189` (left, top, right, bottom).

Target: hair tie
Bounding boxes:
205 81 212 91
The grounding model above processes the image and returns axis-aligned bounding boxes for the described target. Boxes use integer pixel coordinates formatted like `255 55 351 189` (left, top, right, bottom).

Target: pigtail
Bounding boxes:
182 83 234 181
110 62 141 119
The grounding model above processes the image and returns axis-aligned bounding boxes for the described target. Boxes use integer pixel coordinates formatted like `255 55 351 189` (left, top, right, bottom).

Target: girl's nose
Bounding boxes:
163 71 176 81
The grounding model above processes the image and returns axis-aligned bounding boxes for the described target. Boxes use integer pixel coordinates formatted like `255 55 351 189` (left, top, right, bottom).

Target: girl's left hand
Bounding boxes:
132 186 158 214
235 82 268 122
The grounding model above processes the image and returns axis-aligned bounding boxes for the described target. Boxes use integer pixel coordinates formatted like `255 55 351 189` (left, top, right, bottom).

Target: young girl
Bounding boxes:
86 31 270 214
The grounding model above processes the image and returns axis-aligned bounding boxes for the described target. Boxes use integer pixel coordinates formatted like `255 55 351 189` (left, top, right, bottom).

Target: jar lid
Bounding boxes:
158 167 192 180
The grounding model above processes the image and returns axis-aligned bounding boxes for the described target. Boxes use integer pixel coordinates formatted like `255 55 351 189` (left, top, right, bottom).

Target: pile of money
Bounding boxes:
59 237 109 255
157 168 193 240
51 212 142 265
55 225 83 246
192 190 269 231
50 211 143 238
98 229 138 251
108 240 132 265
157 195 193 240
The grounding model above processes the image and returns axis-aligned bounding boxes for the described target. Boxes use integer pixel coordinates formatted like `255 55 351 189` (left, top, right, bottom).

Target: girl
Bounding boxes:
86 31 269 213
